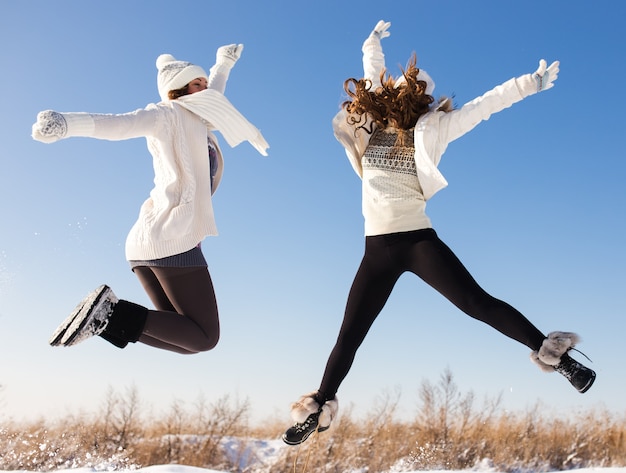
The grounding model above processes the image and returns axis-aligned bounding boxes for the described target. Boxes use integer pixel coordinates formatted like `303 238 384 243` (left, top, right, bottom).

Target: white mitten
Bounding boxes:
32 110 67 143
216 43 244 67
533 59 559 92
208 44 244 93
362 20 391 53
516 59 560 97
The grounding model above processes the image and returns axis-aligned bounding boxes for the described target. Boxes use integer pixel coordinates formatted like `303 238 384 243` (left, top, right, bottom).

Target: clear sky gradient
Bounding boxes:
1 0 625 424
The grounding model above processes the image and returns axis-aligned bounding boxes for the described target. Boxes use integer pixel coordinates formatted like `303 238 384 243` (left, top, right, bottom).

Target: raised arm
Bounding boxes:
361 20 390 87
207 43 244 94
438 58 560 145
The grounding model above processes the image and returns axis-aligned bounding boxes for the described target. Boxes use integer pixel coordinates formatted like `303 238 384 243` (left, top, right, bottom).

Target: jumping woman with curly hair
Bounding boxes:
282 20 595 446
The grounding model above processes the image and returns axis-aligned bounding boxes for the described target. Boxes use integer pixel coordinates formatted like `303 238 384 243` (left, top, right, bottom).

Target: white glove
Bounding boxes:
362 20 391 52
516 59 560 97
371 20 391 40
216 43 244 67
533 59 559 92
31 110 67 143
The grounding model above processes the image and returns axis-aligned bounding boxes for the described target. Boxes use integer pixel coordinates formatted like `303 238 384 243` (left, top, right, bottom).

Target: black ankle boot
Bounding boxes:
531 331 596 393
282 409 325 445
554 352 596 393
283 391 339 445
99 300 148 349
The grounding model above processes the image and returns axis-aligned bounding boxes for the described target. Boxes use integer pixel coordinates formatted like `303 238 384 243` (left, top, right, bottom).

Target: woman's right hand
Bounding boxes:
362 20 391 53
371 20 391 40
32 110 67 143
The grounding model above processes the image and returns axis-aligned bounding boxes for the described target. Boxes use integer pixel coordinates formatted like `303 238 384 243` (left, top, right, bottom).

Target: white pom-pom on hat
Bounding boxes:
156 54 177 69
156 53 208 102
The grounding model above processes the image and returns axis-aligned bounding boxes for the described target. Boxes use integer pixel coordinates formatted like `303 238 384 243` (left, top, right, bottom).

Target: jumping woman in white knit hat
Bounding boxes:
32 44 268 353
282 20 595 446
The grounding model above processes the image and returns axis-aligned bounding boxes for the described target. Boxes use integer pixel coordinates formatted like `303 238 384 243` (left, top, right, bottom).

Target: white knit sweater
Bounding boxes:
53 96 268 261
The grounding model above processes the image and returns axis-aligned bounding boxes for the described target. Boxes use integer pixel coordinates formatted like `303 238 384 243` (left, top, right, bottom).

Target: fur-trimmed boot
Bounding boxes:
282 391 339 445
530 331 596 393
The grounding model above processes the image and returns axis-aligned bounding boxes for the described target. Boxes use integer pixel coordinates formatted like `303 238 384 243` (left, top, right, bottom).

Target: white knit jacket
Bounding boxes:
333 34 544 202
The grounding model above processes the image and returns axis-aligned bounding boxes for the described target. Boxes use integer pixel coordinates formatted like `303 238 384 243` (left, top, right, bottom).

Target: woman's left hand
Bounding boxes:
534 59 560 92
216 44 244 66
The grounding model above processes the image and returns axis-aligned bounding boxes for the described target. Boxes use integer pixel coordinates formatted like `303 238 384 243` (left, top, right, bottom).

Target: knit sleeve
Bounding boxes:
437 77 525 145
207 62 231 94
362 38 385 87
61 105 162 141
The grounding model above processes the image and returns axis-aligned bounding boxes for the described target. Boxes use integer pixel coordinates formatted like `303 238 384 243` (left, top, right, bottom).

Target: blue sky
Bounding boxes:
1 0 625 424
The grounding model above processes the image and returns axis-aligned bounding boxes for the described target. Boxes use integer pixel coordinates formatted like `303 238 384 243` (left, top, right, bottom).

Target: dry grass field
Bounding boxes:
1 370 624 473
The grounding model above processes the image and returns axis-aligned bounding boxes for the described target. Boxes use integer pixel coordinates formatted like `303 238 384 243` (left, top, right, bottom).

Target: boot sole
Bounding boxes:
578 371 596 393
59 285 116 347
49 298 88 346
282 424 329 445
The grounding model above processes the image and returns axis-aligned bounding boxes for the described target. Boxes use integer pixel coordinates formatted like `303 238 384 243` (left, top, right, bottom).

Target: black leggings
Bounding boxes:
318 228 546 400
133 266 219 355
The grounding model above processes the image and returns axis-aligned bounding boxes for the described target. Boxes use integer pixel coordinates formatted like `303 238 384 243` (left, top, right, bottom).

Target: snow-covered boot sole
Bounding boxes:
56 285 118 347
49 298 88 346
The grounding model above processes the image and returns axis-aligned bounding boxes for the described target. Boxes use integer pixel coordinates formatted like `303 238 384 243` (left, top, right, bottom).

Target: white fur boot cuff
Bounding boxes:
289 391 339 429
318 397 339 429
532 331 581 368
290 391 321 424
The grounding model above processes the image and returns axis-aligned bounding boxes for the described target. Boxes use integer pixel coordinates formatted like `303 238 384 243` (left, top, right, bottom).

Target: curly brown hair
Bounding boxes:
342 53 449 134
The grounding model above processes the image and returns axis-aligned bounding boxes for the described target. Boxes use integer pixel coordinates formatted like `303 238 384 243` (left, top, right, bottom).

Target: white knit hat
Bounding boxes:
156 54 208 101
394 69 435 95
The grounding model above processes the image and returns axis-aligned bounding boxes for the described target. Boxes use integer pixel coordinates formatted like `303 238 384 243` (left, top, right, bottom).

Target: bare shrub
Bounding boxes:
132 393 252 471
0 414 138 471
93 384 144 457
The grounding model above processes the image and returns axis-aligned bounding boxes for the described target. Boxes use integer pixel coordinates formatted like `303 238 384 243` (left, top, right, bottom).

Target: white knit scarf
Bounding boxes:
176 88 269 156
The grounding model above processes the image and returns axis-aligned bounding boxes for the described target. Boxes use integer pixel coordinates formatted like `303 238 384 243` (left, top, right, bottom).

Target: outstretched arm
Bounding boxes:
361 20 390 88
32 107 159 144
437 59 561 147
208 43 244 94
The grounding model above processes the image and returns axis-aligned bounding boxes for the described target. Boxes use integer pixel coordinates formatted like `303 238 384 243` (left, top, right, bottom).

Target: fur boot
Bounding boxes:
530 331 580 371
290 391 339 430
283 391 339 445
530 331 596 393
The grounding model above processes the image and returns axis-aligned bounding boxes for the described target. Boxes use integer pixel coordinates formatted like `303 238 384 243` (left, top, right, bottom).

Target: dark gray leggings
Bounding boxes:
133 266 219 354
318 228 546 400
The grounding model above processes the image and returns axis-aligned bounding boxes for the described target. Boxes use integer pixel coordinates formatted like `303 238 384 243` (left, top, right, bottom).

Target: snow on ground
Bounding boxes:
2 432 624 473
2 467 624 473
2 462 625 473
